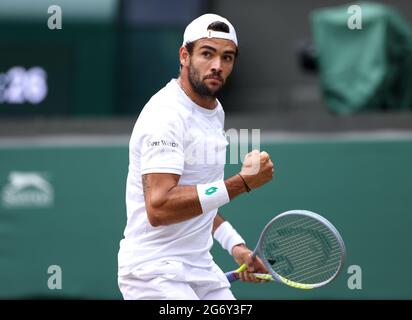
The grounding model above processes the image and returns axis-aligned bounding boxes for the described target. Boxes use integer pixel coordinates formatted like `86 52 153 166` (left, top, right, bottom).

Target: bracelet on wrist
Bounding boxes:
237 173 251 192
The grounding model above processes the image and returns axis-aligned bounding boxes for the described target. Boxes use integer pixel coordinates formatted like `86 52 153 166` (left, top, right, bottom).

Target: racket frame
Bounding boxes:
255 209 346 289
226 209 346 289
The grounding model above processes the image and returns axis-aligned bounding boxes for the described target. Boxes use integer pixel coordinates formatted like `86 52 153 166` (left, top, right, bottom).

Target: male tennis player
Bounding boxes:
118 13 274 300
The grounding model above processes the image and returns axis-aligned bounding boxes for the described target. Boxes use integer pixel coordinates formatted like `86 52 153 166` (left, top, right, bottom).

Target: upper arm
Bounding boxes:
142 172 180 207
142 173 180 225
137 107 190 226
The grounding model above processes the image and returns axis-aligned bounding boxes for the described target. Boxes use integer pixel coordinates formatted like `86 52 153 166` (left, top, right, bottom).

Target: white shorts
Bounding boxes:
118 260 236 300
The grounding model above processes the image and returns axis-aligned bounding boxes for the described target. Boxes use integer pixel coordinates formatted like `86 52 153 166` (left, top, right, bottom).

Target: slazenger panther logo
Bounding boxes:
1 172 54 208
205 187 218 195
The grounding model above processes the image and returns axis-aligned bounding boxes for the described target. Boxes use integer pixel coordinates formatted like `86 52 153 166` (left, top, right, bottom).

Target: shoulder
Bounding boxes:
144 99 191 129
132 82 192 136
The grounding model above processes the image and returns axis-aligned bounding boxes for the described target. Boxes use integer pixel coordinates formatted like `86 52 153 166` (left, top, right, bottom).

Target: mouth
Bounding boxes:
205 76 223 84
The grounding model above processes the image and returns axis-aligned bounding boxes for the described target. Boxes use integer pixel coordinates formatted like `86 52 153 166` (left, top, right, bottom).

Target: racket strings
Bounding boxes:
266 232 340 283
268 224 338 267
266 220 331 252
261 215 342 285
267 245 339 283
265 219 334 265
265 238 340 282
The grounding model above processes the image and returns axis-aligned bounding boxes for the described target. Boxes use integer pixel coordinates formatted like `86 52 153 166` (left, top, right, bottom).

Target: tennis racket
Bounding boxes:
225 209 346 289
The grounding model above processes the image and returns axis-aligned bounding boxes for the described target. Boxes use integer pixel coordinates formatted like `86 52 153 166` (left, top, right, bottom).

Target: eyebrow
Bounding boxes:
199 45 236 56
199 45 217 52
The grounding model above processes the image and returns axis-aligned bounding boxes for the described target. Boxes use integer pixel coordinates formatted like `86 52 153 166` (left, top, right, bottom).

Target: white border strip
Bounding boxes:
0 130 412 149
260 130 412 143
0 135 130 149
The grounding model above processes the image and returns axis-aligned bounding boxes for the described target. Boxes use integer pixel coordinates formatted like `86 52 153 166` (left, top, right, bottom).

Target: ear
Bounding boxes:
179 46 189 67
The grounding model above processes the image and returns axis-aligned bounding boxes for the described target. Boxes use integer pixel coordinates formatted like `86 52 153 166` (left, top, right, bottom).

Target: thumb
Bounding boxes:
246 254 256 272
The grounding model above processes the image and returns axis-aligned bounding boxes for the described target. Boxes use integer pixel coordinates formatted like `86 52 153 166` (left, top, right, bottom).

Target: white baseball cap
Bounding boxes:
182 13 238 47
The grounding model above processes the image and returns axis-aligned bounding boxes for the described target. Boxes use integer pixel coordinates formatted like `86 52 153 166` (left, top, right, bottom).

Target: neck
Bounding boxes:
177 76 217 110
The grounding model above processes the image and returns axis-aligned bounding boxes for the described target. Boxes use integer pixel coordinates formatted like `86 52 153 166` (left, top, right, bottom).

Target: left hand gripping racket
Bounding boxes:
225 210 346 289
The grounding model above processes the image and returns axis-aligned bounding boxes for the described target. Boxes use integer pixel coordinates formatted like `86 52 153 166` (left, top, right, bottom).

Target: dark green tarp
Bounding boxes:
311 2 412 114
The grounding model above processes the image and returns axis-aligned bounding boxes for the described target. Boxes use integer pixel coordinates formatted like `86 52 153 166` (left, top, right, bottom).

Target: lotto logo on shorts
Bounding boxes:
205 187 218 195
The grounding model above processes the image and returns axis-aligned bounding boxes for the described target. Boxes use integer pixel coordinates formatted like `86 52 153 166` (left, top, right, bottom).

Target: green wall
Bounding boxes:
0 143 127 299
0 136 411 299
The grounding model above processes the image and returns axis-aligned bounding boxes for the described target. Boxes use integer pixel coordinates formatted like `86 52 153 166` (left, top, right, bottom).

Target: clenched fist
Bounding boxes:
239 150 274 190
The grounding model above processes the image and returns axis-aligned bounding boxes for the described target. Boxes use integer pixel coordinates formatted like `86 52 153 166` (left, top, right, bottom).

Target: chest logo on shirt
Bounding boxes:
205 187 218 195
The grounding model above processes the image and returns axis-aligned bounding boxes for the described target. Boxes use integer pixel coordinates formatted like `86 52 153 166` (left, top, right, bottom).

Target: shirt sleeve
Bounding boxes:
139 114 185 175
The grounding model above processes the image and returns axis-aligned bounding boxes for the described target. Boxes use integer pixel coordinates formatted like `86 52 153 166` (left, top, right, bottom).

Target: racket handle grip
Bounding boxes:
225 270 240 283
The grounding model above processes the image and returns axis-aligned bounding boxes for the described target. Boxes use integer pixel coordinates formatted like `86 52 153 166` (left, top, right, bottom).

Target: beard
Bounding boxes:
187 60 225 98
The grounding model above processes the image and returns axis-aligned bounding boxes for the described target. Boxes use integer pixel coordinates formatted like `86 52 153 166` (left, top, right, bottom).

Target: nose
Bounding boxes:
211 57 223 73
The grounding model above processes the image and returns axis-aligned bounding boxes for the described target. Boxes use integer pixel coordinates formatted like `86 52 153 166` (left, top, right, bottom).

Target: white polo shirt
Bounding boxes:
118 79 229 276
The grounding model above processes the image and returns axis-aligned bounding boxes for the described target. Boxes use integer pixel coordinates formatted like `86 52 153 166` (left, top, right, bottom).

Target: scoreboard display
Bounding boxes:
0 45 73 116
0 0 116 117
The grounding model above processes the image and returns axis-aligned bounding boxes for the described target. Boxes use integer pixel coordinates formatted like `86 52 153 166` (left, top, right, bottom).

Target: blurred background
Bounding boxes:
0 0 412 299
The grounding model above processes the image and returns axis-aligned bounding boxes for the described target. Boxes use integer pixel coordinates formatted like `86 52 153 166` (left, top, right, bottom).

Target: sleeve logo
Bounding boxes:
146 140 179 148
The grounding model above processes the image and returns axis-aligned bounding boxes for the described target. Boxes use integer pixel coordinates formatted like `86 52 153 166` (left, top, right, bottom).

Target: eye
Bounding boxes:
202 51 212 58
223 55 234 62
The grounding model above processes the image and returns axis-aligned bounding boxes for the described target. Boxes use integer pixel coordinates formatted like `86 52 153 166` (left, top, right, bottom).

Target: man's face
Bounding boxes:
186 38 237 98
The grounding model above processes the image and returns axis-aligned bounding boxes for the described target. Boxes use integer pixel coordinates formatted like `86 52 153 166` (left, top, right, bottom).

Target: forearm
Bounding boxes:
147 184 202 226
212 213 226 235
144 174 248 226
